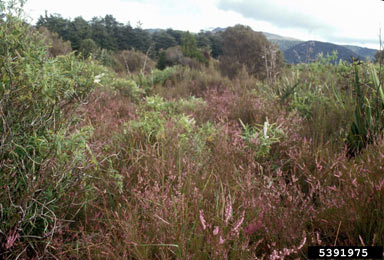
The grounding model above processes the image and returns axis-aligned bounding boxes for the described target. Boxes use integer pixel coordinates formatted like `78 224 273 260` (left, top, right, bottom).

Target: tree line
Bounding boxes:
37 13 284 79
36 13 223 59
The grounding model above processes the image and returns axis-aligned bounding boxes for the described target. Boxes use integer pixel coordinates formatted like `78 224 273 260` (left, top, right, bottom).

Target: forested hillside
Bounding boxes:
36 13 224 59
2 1 384 259
37 14 378 65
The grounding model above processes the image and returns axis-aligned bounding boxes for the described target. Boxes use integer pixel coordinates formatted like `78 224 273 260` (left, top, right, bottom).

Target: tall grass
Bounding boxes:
347 63 384 156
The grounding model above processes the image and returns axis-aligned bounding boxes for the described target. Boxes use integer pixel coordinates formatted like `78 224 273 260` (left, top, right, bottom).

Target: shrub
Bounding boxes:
110 78 145 101
112 49 155 74
156 46 200 69
239 118 285 160
0 2 95 257
79 38 99 58
219 24 283 79
37 26 72 57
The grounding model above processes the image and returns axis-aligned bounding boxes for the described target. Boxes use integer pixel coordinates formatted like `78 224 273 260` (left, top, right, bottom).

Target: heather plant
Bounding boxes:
53 58 384 259
5 2 384 258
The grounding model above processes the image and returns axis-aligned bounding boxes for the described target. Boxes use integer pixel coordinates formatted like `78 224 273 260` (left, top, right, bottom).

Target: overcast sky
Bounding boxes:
23 0 384 49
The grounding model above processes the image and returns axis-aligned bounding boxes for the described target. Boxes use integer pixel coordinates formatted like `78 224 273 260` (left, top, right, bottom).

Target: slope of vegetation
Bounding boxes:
284 41 360 64
1 1 384 259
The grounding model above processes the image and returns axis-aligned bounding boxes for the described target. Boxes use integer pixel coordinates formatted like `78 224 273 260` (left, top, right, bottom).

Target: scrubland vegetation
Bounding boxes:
1 1 384 259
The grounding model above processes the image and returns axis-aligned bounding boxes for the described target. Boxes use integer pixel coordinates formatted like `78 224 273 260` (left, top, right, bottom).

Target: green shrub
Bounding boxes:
0 2 95 257
79 38 99 58
239 118 285 160
136 66 180 91
110 78 145 101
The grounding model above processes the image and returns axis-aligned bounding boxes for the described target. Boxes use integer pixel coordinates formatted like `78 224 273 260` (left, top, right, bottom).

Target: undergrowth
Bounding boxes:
1 2 384 259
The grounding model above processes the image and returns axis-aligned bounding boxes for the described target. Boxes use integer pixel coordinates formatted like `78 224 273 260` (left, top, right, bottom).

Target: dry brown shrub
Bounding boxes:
112 49 155 74
38 26 72 57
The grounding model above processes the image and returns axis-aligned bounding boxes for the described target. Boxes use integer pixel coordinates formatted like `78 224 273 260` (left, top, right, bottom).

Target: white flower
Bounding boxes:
94 73 105 84
263 118 270 139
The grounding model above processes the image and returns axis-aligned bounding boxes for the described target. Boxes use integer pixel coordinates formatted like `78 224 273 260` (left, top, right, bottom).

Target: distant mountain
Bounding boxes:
211 27 226 33
284 41 360 64
151 27 378 64
262 32 303 51
262 32 300 41
269 39 303 51
342 45 377 61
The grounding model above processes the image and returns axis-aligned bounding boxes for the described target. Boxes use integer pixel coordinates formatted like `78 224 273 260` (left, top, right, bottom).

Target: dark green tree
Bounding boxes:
116 23 134 50
166 28 183 45
209 32 223 59
156 50 172 69
90 16 117 50
152 31 177 54
131 27 152 53
69 16 91 50
180 31 208 66
196 31 211 49
181 31 198 57
37 13 71 41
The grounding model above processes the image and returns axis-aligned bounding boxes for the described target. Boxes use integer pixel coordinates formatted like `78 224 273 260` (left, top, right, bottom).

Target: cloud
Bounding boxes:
217 0 384 48
22 0 384 48
218 0 331 31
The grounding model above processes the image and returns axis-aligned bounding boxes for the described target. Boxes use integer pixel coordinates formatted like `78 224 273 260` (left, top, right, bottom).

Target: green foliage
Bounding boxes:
181 32 208 66
111 78 145 101
79 38 99 58
125 95 206 146
90 16 118 51
181 31 198 57
315 50 339 65
137 66 179 91
156 50 170 70
151 67 178 85
196 30 223 59
37 13 153 53
152 31 177 53
346 64 384 156
5 2 384 258
239 118 284 159
0 2 95 256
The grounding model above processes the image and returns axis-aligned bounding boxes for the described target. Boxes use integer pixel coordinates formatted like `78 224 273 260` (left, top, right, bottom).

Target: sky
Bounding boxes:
23 0 384 49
